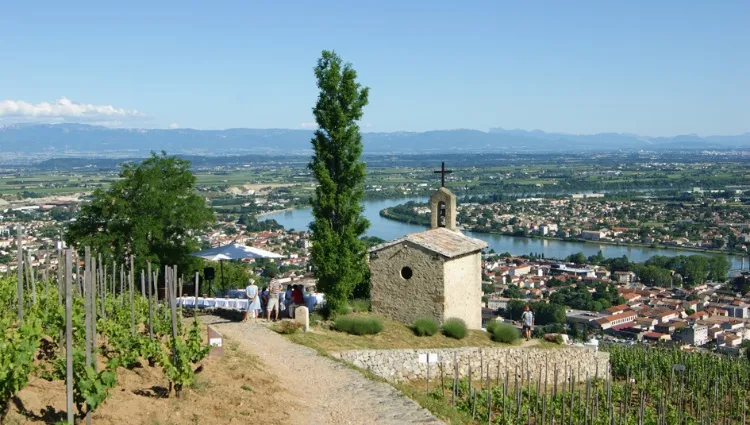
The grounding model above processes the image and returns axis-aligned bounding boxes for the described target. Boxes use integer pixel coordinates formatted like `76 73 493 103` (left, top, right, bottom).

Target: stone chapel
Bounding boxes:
368 164 487 329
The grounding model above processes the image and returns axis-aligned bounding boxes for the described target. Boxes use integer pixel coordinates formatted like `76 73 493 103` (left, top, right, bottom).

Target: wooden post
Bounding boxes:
148 262 153 339
98 254 105 318
26 251 36 305
101 263 107 323
16 225 24 320
130 256 135 337
57 250 63 306
194 271 200 319
119 265 124 303
90 252 97 371
83 247 92 425
65 249 74 425
168 266 181 399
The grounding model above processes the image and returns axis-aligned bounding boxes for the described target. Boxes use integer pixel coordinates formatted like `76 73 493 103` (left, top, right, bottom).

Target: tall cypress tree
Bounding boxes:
309 50 370 313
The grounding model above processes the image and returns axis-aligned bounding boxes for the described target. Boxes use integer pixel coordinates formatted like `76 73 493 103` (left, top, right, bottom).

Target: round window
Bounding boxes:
400 266 413 280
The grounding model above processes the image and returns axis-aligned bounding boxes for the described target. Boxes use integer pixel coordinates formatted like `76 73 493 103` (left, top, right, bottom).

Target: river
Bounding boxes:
261 198 746 269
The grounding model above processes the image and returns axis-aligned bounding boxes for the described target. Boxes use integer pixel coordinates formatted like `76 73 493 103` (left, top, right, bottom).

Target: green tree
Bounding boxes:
65 152 214 271
567 252 587 265
708 255 731 282
308 50 370 313
502 285 523 299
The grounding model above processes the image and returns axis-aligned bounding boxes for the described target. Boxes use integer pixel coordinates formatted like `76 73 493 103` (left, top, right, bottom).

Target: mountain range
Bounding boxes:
1 123 748 156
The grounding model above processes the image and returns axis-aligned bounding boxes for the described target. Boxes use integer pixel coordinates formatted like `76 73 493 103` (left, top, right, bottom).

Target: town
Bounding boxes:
384 189 750 254
482 251 750 355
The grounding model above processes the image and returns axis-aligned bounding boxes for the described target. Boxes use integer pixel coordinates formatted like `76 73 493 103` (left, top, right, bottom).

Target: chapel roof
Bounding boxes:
369 227 488 259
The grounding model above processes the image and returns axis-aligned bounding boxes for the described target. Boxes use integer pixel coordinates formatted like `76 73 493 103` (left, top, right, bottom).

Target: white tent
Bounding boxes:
191 243 284 261
191 243 284 291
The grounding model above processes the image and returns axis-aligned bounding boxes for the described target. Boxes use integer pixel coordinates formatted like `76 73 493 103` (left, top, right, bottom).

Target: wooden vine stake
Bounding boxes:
148 262 153 339
91 252 98 371
168 266 182 399
194 271 200 319
27 252 37 305
16 225 24 320
84 247 93 425
65 249 74 425
130 255 135 337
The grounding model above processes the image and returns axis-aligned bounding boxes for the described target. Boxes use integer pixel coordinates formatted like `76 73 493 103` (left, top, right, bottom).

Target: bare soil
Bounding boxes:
6 335 294 425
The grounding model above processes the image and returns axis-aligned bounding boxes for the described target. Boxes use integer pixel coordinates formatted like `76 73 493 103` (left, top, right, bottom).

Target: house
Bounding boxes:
706 307 729 317
677 324 709 346
613 271 637 284
634 317 658 330
487 297 510 311
580 230 604 241
509 265 532 276
721 319 745 331
720 333 743 347
566 310 605 326
643 332 671 342
595 310 637 330
603 305 630 315
724 305 749 318
652 310 679 323
538 223 558 236
686 311 709 321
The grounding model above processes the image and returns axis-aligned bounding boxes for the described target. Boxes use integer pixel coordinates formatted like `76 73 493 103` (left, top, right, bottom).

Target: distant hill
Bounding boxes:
1 123 748 156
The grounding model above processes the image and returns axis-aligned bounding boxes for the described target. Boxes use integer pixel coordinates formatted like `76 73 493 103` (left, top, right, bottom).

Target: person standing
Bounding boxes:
521 305 534 341
266 279 283 322
244 279 260 323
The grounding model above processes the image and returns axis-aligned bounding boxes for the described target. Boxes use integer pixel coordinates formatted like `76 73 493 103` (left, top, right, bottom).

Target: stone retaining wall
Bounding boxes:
332 346 609 383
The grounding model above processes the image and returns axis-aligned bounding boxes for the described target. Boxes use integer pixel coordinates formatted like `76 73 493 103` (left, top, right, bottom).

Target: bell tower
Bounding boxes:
430 162 457 231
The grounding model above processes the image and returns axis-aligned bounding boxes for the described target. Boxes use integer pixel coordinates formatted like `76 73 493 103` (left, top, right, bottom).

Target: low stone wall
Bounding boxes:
332 346 609 383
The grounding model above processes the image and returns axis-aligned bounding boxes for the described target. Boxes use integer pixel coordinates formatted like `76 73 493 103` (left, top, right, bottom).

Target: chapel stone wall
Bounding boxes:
442 252 483 329
370 242 446 325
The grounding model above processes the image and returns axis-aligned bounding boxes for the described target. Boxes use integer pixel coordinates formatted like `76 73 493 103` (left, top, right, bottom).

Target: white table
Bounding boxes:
177 296 249 311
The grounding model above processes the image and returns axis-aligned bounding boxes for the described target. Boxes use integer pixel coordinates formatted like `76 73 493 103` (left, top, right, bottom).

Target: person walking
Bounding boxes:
244 279 261 323
521 305 534 341
266 278 283 322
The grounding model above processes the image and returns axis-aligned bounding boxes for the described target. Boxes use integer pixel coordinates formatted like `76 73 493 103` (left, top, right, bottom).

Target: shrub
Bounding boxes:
350 298 371 313
441 318 467 340
333 316 383 335
309 313 322 327
489 322 520 344
274 320 303 335
337 303 354 316
412 317 439 336
485 320 501 334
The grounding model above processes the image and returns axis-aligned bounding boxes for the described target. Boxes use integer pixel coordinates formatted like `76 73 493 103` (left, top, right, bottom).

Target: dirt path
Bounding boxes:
201 316 444 425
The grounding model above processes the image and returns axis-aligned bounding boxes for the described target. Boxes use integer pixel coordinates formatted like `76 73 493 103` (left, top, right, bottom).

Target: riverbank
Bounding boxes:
379 208 747 259
256 207 295 218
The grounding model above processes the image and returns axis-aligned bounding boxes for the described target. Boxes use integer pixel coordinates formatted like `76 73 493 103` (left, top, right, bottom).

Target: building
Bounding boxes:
580 230 605 241
595 310 637 330
613 271 637 285
538 223 558 236
369 183 488 329
677 324 709 346
509 265 532 276
487 296 510 311
550 264 596 278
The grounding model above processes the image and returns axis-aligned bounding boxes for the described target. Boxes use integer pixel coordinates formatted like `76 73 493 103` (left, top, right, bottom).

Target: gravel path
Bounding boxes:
201 316 444 425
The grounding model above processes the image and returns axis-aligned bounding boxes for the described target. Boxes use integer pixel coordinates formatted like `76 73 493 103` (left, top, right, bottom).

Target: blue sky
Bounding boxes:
1 1 748 136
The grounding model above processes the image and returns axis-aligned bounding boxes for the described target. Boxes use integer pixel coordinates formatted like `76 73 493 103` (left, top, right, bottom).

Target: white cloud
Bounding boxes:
169 123 179 129
0 97 146 122
299 122 318 129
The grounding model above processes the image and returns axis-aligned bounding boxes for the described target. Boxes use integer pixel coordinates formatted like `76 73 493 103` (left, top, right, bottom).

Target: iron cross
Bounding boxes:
433 161 453 187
